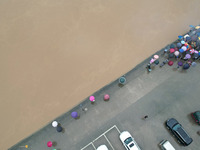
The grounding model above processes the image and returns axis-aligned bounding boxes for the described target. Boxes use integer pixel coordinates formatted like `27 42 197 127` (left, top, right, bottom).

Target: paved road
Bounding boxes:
9 44 200 150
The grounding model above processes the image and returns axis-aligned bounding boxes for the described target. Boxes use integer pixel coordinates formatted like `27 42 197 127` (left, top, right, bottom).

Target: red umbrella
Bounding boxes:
168 61 173 66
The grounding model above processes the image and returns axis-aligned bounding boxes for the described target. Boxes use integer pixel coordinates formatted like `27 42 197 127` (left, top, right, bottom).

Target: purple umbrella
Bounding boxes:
71 111 78 118
177 61 183 68
185 54 191 59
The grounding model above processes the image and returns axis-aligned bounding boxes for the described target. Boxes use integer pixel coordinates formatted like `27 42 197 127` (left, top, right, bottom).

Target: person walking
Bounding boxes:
144 115 148 120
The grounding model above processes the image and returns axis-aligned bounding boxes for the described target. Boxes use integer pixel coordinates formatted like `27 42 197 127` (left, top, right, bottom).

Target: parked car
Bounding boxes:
119 131 141 150
159 140 175 150
166 118 193 146
191 111 200 125
97 145 109 150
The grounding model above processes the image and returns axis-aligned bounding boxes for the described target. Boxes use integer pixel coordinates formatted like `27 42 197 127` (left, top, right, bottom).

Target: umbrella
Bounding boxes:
183 63 190 69
182 46 187 51
119 77 126 84
168 61 173 66
177 42 182 48
52 121 58 128
186 36 191 42
170 44 175 48
177 61 183 68
185 54 191 59
174 51 179 57
178 35 183 40
153 55 159 60
154 59 159 65
193 53 199 59
89 96 95 102
104 94 110 101
190 49 195 54
181 40 185 44
191 62 197 67
56 126 63 132
191 35 197 41
195 25 200 29
169 48 175 53
189 25 195 28
47 141 52 147
168 53 174 58
179 49 184 53
71 111 78 118
150 58 155 64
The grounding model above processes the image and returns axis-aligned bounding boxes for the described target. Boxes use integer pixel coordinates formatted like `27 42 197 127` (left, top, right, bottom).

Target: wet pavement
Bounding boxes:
9 37 200 150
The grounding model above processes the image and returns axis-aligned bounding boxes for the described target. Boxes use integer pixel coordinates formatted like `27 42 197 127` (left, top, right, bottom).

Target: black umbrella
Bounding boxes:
57 126 63 132
168 53 174 58
193 53 199 60
154 60 159 65
183 63 190 69
170 44 175 48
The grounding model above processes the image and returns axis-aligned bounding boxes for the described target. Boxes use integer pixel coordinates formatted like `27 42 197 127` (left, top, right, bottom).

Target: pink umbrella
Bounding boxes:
150 58 155 64
182 46 187 51
89 96 95 102
153 55 159 60
174 51 179 57
104 94 110 101
169 48 175 53
47 141 52 147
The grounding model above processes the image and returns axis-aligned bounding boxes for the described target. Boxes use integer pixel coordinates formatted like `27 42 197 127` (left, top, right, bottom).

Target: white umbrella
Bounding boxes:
52 121 58 127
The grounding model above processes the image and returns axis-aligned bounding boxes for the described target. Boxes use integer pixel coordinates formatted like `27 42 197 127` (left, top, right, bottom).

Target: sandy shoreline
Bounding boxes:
1 0 200 149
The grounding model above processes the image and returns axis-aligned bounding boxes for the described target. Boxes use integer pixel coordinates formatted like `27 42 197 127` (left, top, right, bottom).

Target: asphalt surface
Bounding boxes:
9 41 200 150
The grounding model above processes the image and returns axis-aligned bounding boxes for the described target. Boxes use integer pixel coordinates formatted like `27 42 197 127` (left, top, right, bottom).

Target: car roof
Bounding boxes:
97 145 109 150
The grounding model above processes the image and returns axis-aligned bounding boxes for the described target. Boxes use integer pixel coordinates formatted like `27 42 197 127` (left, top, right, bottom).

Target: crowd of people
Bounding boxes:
147 25 200 72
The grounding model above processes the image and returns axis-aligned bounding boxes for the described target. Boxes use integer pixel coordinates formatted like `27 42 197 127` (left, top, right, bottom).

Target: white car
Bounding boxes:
119 131 141 150
97 145 109 150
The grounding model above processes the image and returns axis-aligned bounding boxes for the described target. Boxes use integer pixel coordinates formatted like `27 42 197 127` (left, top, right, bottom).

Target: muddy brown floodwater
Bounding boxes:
0 0 200 149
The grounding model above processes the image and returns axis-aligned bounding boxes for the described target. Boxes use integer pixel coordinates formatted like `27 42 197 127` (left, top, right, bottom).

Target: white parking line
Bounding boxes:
81 125 120 150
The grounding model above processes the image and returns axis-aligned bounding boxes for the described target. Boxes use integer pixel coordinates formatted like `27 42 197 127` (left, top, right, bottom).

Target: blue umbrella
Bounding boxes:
178 35 183 40
189 25 195 28
119 77 126 84
186 36 191 42
177 43 182 48
71 111 78 118
179 49 184 53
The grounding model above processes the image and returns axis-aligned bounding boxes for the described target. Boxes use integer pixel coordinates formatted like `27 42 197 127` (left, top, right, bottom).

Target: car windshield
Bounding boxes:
124 137 133 145
172 124 181 131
